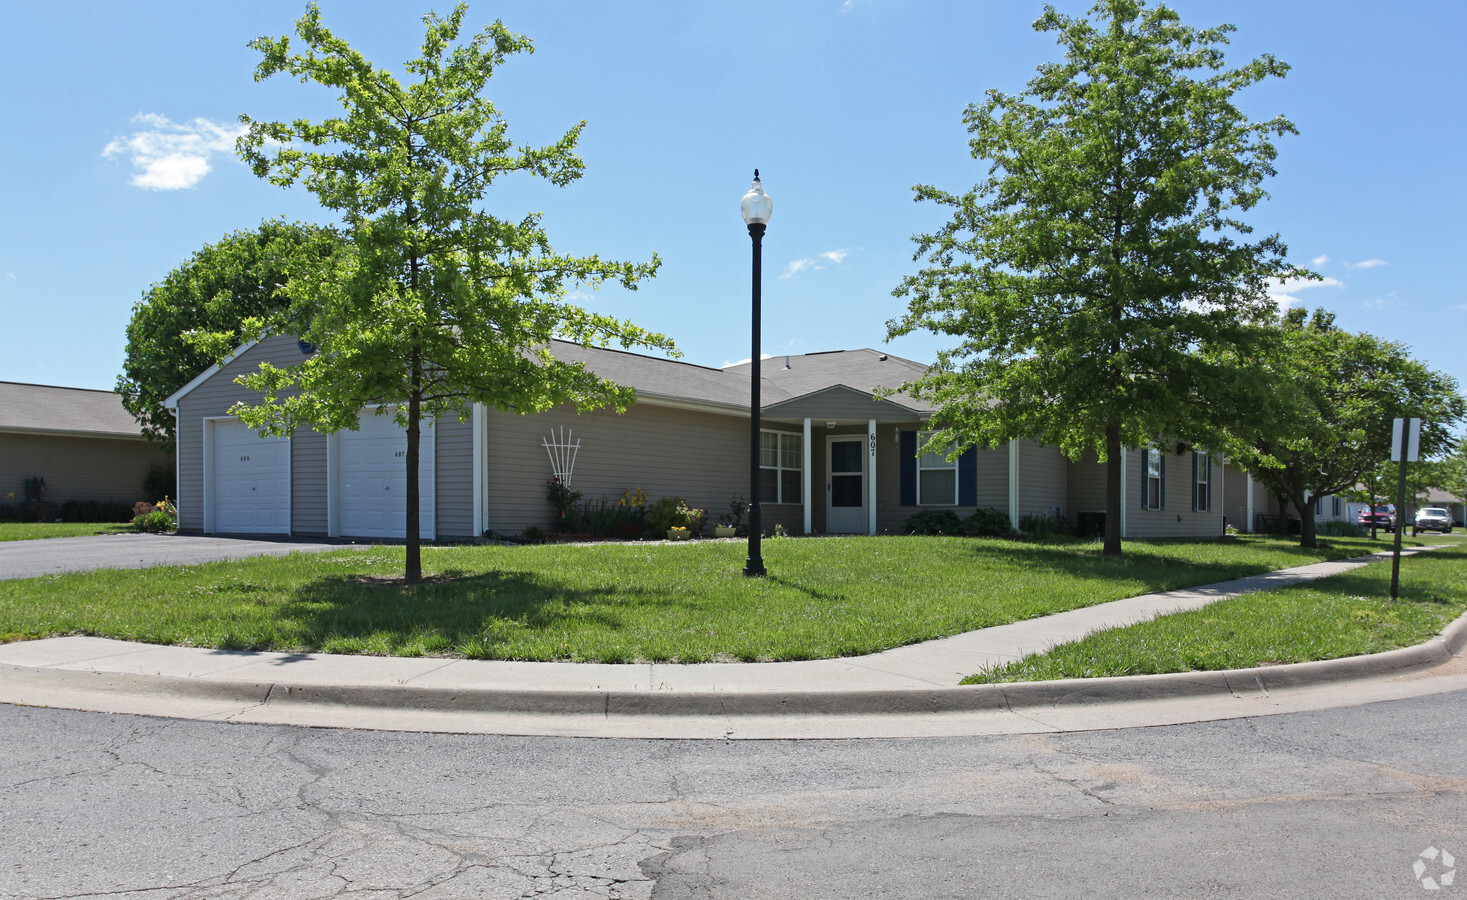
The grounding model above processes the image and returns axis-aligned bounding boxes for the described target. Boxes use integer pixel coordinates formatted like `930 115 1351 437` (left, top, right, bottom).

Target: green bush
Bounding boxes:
1322 520 1365 537
961 507 1014 537
131 498 176 533
903 509 963 535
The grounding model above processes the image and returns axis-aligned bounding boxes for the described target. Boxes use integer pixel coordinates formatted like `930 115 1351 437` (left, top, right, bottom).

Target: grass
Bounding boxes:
0 522 134 541
962 541 1467 684
0 533 1418 663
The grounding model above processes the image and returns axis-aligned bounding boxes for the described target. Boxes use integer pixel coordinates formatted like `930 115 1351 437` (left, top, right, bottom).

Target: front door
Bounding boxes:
826 436 867 534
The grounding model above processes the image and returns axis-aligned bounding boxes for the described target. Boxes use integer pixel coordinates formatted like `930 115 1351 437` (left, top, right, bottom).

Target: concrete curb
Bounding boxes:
9 609 1465 719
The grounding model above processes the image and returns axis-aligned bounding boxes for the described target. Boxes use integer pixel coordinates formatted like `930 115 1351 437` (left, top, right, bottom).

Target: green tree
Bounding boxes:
116 219 340 450
886 0 1306 555
1221 308 1464 548
234 4 670 581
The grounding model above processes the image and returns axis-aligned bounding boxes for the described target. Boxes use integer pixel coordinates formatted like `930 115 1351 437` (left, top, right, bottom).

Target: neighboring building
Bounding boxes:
163 336 1226 540
0 381 171 505
1423 488 1465 528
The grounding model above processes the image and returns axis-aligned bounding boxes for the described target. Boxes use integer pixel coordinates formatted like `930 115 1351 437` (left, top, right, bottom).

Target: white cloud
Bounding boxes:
780 248 849 279
1347 258 1389 269
1311 254 1330 268
841 0 856 11
1364 291 1402 310
1266 275 1344 309
102 113 245 190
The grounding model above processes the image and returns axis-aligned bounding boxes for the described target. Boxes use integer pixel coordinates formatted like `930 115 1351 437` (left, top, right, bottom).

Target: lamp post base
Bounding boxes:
742 557 766 578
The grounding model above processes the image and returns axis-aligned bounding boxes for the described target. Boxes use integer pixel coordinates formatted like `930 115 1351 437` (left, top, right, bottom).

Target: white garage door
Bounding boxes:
210 420 290 534
333 411 435 539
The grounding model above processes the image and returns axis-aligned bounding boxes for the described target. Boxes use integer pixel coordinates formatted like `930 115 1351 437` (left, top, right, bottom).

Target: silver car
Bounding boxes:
1413 507 1453 534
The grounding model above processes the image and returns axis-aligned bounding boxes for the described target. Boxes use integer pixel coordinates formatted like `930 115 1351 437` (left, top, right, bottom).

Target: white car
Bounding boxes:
1413 507 1453 534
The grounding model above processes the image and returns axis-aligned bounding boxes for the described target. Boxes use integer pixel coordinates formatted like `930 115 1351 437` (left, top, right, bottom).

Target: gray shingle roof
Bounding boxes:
551 341 932 413
0 382 146 439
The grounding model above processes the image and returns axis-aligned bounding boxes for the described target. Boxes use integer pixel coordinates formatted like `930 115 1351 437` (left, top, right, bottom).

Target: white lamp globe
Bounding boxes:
740 169 773 226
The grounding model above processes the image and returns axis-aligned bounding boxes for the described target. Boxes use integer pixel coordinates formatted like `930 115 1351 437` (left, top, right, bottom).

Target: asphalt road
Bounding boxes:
0 533 348 580
2 691 1463 899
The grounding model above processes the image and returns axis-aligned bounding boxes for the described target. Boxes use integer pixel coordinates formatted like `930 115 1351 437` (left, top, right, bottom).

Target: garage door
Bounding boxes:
333 411 434 539
210 419 290 534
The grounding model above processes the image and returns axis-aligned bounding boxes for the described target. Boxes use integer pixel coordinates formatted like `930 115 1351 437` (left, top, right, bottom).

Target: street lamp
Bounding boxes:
741 170 772 577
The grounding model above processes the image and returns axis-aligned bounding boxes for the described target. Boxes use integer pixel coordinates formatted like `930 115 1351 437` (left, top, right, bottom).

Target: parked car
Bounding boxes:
1413 507 1453 534
1357 505 1397 532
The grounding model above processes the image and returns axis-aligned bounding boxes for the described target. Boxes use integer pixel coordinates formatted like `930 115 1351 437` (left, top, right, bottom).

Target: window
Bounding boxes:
1313 495 1322 516
760 430 802 504
1144 449 1162 509
1193 451 1210 512
917 432 958 505
1332 496 1341 517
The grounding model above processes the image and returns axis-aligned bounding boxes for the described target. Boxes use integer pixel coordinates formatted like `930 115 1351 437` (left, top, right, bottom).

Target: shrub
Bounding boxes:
59 500 134 523
1322 520 1365 538
131 497 176 533
646 497 704 535
580 498 630 538
546 478 582 533
961 507 1014 537
521 524 544 542
903 509 963 535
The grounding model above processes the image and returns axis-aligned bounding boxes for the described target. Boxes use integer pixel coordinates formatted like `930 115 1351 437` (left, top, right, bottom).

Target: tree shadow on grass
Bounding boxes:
264 568 682 656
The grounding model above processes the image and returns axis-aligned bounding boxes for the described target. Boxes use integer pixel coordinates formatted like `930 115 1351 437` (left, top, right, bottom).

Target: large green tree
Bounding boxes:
886 0 1306 555
1221 308 1463 548
116 219 339 450
234 4 671 581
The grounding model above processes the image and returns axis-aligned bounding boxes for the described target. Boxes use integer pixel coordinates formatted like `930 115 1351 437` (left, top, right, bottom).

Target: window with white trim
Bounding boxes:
1144 449 1162 509
760 430 802 504
1193 451 1210 512
1332 496 1341 517
917 432 958 505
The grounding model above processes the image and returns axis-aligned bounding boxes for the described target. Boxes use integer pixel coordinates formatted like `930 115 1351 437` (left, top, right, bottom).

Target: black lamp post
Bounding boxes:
741 170 772 577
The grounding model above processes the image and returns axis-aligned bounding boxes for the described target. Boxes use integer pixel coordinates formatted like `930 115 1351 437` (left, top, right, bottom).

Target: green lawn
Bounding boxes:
963 542 1467 684
0 522 134 542
0 534 1416 662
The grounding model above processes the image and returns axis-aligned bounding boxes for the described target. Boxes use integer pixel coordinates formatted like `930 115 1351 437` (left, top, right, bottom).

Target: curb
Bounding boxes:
8 609 1466 719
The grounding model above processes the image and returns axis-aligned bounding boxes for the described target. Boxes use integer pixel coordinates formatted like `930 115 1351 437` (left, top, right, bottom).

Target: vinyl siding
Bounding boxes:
482 403 807 535
436 415 475 538
1016 440 1067 521
1 433 170 506
1066 449 1109 519
290 427 327 535
1222 462 1248 531
1126 447 1224 539
763 386 921 423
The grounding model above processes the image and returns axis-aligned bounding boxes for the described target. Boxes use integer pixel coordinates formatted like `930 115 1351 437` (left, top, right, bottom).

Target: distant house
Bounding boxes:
0 381 170 506
1423 488 1465 528
163 335 1226 540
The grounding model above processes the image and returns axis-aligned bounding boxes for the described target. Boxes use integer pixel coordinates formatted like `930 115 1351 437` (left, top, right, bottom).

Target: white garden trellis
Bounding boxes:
542 426 581 487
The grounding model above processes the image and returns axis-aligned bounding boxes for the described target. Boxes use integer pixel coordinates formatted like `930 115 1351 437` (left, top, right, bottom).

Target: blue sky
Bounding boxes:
2 1 1463 410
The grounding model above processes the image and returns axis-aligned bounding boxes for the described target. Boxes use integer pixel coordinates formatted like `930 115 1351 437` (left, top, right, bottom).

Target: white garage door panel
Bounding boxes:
211 421 290 534
334 412 434 539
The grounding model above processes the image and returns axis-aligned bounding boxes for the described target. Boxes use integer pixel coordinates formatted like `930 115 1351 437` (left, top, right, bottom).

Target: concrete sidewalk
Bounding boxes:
2 547 1464 739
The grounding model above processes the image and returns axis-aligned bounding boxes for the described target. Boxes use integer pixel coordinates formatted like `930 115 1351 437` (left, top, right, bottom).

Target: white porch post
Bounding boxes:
1246 472 1255 533
472 403 487 538
867 418 878 536
803 417 813 534
1008 438 1021 530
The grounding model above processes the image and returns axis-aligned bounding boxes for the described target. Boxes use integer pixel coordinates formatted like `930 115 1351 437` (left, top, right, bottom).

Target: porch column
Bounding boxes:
472 403 487 538
868 418 878 536
1246 472 1255 533
1008 438 1021 530
803 417 813 534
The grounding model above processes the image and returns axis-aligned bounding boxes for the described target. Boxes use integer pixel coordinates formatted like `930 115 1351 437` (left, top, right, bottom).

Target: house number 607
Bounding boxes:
868 434 876 455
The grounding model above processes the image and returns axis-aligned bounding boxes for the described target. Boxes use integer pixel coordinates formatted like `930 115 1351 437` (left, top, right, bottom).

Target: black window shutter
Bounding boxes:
1192 452 1199 511
1205 456 1212 511
1160 452 1167 510
958 446 978 507
1140 449 1149 509
900 430 917 506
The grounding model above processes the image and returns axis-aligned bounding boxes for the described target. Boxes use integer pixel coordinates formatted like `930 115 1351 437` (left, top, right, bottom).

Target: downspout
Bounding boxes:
1120 447 1128 539
1008 438 1021 530
472 403 487 538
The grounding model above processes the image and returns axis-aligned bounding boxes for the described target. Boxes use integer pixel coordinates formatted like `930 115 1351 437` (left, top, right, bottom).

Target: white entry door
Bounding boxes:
333 412 435 539
826 436 867 534
210 419 290 534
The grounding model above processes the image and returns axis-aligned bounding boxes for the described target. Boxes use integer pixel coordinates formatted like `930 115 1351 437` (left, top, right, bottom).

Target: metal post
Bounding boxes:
1390 421 1410 600
744 222 767 577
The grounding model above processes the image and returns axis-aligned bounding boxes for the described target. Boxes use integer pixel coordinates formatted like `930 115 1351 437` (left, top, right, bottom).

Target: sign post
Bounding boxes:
1389 416 1421 600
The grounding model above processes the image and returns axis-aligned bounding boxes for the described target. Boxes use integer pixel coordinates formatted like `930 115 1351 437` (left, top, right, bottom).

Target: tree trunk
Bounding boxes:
1103 424 1123 556
1297 502 1318 548
405 346 423 583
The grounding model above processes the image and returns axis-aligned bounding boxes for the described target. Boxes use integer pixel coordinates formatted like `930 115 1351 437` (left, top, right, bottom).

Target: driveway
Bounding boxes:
0 533 349 581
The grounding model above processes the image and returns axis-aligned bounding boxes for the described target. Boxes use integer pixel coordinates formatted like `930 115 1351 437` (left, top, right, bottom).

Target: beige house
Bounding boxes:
163 336 1226 540
0 381 171 507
